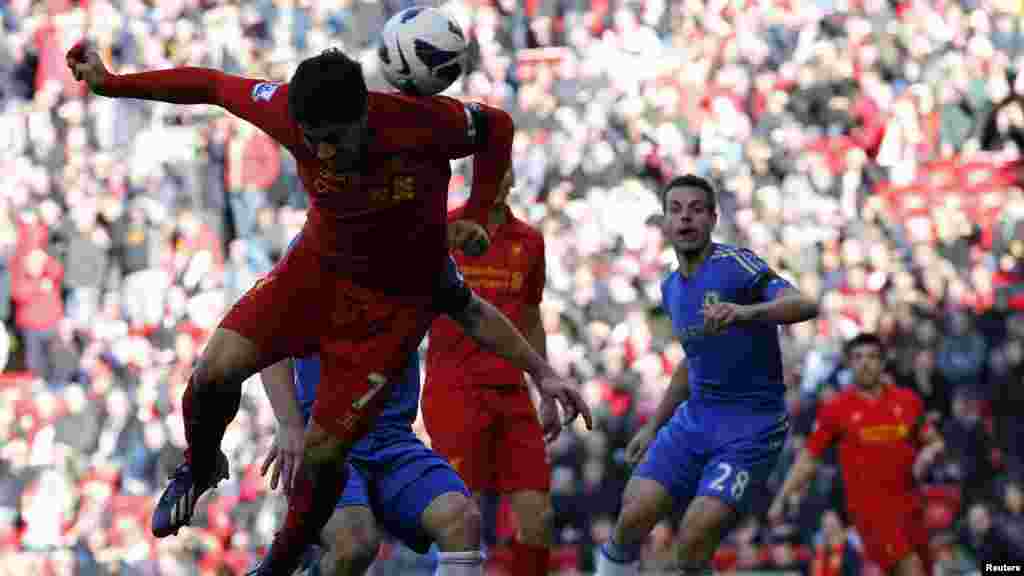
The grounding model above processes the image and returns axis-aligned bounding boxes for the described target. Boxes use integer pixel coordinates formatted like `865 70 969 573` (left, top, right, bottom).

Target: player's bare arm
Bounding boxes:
68 40 300 155
625 358 690 465
449 293 593 433
68 41 226 104
522 303 560 442
704 285 819 334
448 105 515 256
260 359 305 495
459 105 514 221
768 448 822 523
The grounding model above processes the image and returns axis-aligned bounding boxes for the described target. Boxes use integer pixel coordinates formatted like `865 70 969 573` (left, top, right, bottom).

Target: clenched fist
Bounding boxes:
66 41 112 95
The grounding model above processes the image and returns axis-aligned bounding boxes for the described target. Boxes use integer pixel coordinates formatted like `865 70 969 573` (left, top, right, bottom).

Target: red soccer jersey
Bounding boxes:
426 205 545 387
104 69 513 300
805 385 926 515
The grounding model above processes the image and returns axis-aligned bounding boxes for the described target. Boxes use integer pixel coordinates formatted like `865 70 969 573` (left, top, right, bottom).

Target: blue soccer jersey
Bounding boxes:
660 242 793 410
635 243 793 512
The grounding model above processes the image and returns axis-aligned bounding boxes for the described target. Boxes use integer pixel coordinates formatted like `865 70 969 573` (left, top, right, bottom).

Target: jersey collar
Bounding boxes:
855 383 889 402
678 242 719 279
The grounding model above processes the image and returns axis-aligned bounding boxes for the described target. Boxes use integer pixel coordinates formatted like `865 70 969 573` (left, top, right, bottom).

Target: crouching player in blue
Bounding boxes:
260 254 591 576
596 175 819 575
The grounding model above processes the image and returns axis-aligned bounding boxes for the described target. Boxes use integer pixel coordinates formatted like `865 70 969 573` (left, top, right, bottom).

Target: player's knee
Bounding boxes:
677 497 734 563
616 488 662 542
434 495 482 551
327 524 381 575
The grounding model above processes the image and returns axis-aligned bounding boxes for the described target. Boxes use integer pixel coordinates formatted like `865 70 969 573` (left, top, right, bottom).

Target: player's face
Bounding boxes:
301 113 369 172
848 343 883 390
664 185 716 255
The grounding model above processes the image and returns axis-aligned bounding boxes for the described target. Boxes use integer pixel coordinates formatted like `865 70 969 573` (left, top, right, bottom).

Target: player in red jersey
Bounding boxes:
66 43 590 575
423 166 555 575
769 333 945 576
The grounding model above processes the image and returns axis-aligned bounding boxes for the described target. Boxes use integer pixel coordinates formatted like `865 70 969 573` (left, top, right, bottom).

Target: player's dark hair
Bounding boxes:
661 174 717 212
844 333 883 357
289 48 368 126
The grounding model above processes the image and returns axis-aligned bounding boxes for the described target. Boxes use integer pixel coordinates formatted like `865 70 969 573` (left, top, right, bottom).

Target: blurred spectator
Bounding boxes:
940 391 996 504
936 310 988 396
11 247 63 380
51 193 110 329
992 330 1024 480
810 510 861 576
958 501 1022 565
894 347 951 423
999 480 1024 555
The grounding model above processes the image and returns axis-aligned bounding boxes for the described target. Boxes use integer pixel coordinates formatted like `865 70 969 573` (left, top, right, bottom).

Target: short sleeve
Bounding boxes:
214 76 303 153
735 248 794 303
806 397 843 457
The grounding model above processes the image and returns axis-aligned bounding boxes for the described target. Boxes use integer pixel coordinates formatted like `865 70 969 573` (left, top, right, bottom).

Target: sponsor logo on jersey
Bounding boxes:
859 423 909 443
251 82 280 102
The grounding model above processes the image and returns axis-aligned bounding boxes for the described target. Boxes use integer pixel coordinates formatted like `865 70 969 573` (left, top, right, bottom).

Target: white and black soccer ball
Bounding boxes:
377 6 468 96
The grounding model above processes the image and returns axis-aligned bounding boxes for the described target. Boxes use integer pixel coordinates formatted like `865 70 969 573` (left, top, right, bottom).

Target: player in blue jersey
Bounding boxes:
259 253 591 576
596 175 819 576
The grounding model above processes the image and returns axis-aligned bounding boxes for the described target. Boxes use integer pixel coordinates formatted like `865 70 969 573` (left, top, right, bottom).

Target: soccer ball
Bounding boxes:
377 6 468 96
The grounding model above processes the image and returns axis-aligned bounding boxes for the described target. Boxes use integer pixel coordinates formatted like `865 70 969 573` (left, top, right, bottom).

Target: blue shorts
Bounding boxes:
634 400 789 514
338 432 469 554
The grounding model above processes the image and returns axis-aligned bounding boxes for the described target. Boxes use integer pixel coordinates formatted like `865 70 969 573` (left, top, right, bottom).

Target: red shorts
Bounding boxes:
220 233 436 441
850 501 930 573
422 385 550 493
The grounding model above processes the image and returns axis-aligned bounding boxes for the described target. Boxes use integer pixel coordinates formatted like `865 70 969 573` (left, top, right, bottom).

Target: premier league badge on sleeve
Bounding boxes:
251 82 280 102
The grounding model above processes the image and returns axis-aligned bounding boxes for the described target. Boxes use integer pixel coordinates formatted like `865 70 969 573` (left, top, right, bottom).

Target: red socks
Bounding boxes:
262 458 349 574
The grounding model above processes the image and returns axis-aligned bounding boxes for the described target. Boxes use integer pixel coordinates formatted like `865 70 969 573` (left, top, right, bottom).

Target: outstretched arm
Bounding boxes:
67 41 300 148
447 293 592 433
738 286 820 326
68 41 227 104
705 283 819 335
433 255 592 433
450 294 553 386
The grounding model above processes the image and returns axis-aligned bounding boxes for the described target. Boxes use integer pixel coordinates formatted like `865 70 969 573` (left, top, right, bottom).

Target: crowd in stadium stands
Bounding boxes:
2 0 1024 573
